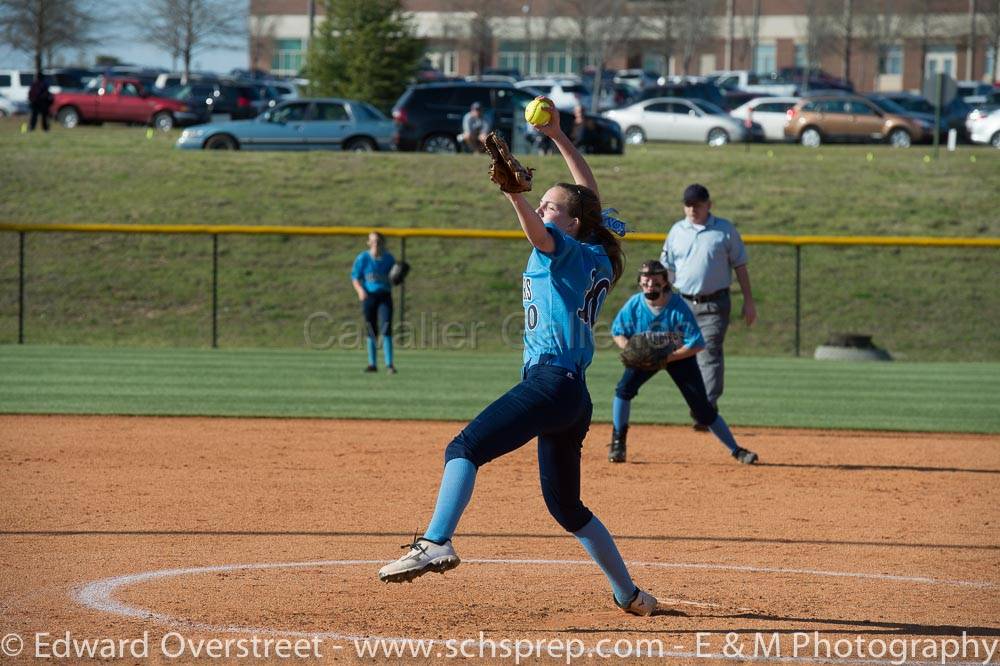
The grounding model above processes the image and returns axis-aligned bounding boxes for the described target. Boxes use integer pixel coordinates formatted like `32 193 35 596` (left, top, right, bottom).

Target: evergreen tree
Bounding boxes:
306 0 424 112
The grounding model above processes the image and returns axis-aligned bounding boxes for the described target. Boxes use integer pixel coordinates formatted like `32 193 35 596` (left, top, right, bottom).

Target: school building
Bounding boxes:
249 0 999 93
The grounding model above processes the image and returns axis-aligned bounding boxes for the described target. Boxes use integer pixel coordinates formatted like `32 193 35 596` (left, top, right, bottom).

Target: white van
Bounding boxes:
0 70 36 103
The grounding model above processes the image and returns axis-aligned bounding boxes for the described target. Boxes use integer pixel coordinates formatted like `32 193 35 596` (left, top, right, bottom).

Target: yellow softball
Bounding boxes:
524 99 552 126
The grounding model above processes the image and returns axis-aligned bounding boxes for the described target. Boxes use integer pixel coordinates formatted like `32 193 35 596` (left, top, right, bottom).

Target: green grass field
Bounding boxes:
1 119 998 361
2 345 998 433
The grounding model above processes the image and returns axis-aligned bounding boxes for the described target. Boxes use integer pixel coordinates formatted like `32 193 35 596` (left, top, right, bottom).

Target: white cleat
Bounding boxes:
378 538 460 583
615 587 658 616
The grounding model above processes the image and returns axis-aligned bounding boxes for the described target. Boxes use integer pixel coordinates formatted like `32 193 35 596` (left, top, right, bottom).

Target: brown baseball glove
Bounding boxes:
620 331 682 372
484 131 534 193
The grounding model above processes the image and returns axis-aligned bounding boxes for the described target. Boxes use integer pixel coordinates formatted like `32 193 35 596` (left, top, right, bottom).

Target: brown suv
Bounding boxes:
783 94 932 147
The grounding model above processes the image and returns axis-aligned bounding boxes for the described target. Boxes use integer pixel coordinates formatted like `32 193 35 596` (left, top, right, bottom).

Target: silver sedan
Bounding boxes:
604 97 748 146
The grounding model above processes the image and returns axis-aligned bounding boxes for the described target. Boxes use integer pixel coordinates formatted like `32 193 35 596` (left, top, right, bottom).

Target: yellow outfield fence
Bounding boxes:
1 222 999 247
2 222 998 354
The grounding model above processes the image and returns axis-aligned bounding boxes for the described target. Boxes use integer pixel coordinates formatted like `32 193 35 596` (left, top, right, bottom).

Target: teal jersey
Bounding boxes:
522 224 612 373
351 251 395 293
611 292 704 349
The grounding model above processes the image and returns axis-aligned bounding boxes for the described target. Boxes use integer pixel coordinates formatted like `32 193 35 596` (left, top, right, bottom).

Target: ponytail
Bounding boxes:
555 183 625 285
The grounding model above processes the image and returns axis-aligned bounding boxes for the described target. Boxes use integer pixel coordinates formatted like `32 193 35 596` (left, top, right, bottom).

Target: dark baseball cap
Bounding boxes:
682 184 710 205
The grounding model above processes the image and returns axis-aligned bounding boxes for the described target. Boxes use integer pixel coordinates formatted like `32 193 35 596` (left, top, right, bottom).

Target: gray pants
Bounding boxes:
683 291 731 406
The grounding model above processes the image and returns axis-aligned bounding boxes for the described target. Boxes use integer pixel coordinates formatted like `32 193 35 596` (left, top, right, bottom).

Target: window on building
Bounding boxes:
879 45 903 75
642 54 666 76
754 44 776 75
986 46 996 81
794 44 807 67
271 38 303 76
426 49 457 75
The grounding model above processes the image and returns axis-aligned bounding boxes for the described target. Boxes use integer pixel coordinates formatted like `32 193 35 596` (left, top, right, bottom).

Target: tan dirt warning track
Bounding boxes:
0 415 998 664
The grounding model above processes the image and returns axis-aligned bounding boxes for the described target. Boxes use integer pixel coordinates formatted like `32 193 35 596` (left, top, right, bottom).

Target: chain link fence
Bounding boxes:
1 227 997 361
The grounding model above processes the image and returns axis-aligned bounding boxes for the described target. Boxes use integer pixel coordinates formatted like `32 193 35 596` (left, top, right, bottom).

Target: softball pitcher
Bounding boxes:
378 102 657 616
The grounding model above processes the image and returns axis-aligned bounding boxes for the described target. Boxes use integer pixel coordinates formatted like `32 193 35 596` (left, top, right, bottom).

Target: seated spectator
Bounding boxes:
461 102 491 153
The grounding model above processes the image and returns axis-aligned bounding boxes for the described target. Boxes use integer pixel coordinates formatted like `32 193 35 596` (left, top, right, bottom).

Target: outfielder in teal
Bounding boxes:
351 231 396 374
378 99 658 616
608 260 758 465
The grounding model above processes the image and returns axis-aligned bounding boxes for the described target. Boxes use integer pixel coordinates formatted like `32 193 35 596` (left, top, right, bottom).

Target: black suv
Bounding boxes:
391 81 623 154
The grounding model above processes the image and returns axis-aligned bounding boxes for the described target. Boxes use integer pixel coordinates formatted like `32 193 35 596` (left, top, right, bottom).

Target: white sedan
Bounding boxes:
604 97 748 146
968 108 1000 147
729 96 800 142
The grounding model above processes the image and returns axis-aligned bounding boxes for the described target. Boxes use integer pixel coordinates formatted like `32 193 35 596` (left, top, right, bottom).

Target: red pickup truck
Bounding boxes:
51 77 196 131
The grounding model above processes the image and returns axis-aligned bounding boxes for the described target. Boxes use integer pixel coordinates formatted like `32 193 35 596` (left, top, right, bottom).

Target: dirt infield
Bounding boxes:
1 415 998 664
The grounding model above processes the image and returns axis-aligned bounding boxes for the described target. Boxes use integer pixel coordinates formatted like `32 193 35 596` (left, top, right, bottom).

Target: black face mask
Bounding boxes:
643 290 661 301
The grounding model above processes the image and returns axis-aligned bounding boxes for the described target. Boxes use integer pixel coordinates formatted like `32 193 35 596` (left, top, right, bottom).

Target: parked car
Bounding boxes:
0 70 35 102
482 67 522 80
956 80 995 103
175 98 394 151
729 96 800 141
42 68 88 93
0 92 29 116
613 69 660 90
783 93 932 147
51 76 191 130
967 108 1000 147
604 97 748 146
153 71 220 90
633 81 729 110
162 81 274 122
866 93 947 141
709 70 798 96
876 91 971 140
516 78 591 110
391 81 622 154
777 67 853 91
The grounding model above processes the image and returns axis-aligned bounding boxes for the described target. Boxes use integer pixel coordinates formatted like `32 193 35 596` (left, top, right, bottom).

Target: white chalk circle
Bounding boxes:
74 558 996 662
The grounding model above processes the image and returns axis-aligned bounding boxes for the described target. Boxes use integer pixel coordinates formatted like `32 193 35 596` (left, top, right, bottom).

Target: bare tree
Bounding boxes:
0 0 102 73
638 0 684 77
794 0 839 88
986 0 1000 81
854 0 912 90
563 0 643 111
249 13 276 74
134 0 246 81
904 0 941 85
733 0 761 69
448 0 502 76
677 1 718 75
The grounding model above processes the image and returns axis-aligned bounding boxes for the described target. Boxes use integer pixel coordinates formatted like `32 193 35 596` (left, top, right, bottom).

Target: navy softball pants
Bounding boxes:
445 364 594 533
615 355 719 426
362 290 392 338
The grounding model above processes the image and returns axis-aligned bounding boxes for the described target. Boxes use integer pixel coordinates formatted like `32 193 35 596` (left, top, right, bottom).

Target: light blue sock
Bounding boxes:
423 458 478 544
573 515 636 606
366 337 376 367
383 336 394 367
708 415 739 453
612 397 631 432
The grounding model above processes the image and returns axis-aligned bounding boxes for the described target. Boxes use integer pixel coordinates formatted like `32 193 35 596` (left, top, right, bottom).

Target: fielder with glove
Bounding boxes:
609 260 758 465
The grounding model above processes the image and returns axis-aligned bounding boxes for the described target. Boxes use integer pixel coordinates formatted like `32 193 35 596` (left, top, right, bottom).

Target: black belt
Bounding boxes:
681 288 729 304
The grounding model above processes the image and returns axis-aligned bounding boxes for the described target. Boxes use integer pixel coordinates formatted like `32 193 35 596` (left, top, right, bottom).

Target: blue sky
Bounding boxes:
2 38 249 74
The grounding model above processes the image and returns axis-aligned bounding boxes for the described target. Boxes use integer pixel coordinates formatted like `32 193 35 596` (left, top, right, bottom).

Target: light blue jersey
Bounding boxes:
522 224 612 374
611 292 704 349
351 251 395 294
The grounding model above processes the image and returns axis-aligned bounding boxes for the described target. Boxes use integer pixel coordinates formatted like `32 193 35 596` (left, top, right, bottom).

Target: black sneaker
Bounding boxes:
364 365 377 373
732 447 758 464
608 427 627 463
387 366 398 375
